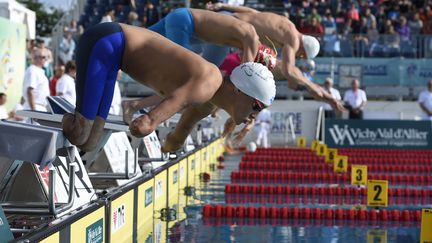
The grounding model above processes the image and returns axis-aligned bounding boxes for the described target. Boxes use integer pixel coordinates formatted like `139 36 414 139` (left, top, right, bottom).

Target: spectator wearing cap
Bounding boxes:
0 93 8 119
343 79 367 119
418 79 432 120
321 78 341 118
56 61 76 105
23 48 50 111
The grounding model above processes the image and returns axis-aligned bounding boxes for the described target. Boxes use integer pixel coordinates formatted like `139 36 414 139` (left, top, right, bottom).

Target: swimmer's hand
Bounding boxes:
206 2 222 11
330 98 346 112
162 132 185 153
129 114 156 137
222 118 236 137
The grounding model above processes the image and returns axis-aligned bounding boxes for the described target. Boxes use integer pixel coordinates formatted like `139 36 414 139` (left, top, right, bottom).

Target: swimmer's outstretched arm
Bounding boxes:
162 102 216 152
206 2 259 13
281 44 346 112
129 84 201 138
122 95 163 124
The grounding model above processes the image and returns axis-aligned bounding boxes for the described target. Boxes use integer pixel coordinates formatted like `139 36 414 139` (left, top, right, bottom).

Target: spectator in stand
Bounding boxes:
323 29 340 56
303 17 324 36
409 13 423 35
364 8 376 29
59 32 76 65
321 77 341 118
418 79 432 120
321 9 336 34
145 2 160 26
308 8 322 23
23 48 50 112
49 65 65 96
343 79 367 120
0 93 8 119
384 25 401 56
127 11 142 26
396 16 411 43
36 38 53 79
292 7 305 28
346 4 360 22
25 39 36 68
56 61 76 105
101 8 115 23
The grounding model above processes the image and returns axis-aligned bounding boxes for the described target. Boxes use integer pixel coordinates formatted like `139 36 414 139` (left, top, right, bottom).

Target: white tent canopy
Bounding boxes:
0 0 36 39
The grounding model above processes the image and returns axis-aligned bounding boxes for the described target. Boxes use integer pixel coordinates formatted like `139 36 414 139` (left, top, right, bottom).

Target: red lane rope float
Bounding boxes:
241 156 431 165
224 184 432 197
239 161 432 174
230 171 432 185
246 151 432 159
202 204 422 221
224 194 432 205
248 148 432 157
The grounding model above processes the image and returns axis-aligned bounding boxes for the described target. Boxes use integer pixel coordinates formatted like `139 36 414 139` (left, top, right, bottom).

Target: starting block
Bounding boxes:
0 120 94 217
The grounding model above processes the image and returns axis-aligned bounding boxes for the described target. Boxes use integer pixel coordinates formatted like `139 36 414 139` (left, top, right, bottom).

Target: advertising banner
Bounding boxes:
325 119 432 149
314 57 432 87
0 17 26 111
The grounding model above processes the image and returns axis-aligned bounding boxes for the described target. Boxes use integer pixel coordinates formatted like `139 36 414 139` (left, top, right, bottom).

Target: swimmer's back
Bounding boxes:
234 12 295 48
119 24 219 95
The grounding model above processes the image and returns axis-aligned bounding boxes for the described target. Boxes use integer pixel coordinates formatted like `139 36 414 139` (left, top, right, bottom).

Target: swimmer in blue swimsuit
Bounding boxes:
149 8 276 67
62 22 277 152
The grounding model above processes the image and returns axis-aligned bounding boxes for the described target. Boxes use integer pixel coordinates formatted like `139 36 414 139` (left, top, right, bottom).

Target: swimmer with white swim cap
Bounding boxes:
62 22 276 152
162 62 276 152
206 2 345 112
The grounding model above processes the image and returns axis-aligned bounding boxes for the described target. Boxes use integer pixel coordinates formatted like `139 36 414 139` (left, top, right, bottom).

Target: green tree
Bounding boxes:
17 0 64 37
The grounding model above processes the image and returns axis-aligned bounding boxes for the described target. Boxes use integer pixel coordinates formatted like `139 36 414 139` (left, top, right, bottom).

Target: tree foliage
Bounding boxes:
17 0 64 37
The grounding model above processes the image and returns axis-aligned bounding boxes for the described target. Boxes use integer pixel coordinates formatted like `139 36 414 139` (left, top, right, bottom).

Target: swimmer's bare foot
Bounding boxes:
62 112 93 146
122 100 137 125
78 116 105 152
129 113 156 137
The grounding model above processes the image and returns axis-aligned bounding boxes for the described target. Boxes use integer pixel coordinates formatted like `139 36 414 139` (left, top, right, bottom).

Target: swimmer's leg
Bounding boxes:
80 51 123 152
122 95 164 124
62 22 124 148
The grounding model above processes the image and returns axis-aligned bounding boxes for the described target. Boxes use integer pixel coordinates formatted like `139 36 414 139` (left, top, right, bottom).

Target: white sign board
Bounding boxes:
37 147 95 216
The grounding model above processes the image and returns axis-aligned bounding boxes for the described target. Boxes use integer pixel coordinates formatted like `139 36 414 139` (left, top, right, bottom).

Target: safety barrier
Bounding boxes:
15 138 225 243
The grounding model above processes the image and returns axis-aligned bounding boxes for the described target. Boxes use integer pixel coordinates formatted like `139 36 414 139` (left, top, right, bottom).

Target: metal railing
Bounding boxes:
320 34 432 59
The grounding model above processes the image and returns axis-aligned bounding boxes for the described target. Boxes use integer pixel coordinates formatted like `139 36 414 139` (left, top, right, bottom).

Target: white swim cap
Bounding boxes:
230 62 276 106
302 35 320 59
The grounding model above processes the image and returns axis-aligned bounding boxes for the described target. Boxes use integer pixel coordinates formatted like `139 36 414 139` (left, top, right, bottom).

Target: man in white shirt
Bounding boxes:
322 77 341 118
56 60 76 105
0 93 8 119
343 79 367 119
254 108 272 148
23 48 50 111
109 71 122 116
418 79 432 120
